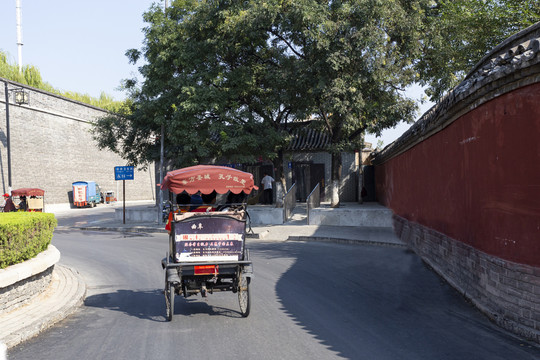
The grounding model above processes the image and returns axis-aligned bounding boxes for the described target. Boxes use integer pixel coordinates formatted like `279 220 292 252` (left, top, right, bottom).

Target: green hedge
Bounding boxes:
0 212 57 269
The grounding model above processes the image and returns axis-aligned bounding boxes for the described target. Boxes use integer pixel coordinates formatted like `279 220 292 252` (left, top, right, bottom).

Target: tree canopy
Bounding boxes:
92 0 540 205
95 1 294 170
416 0 540 100
93 0 429 204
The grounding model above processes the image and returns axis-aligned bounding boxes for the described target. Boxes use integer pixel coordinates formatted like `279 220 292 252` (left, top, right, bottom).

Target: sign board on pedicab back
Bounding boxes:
114 166 134 181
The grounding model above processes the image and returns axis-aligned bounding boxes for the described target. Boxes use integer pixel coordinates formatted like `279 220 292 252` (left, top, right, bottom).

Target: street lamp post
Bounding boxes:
3 80 29 193
4 81 12 192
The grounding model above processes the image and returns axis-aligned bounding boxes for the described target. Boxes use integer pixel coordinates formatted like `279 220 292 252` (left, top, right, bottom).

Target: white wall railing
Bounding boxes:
306 183 320 225
283 183 296 222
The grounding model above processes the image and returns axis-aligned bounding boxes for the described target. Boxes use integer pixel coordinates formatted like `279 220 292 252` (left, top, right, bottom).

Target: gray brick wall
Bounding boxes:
394 215 540 343
0 79 155 206
0 266 53 314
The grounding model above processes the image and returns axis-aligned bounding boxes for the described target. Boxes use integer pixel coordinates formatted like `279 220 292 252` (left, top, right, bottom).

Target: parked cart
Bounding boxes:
72 181 103 207
12 188 45 212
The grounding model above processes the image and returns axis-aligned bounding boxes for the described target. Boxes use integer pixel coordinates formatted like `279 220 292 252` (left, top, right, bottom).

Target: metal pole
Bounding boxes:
158 1 167 225
4 81 12 192
123 179 126 224
16 0 23 73
158 124 164 224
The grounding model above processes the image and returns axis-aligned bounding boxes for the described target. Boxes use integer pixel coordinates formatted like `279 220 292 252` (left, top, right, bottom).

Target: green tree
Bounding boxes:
94 1 301 205
267 0 428 206
94 0 430 207
95 1 292 170
416 0 540 101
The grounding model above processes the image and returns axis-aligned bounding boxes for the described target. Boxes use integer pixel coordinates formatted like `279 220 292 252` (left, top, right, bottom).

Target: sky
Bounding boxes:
0 0 433 147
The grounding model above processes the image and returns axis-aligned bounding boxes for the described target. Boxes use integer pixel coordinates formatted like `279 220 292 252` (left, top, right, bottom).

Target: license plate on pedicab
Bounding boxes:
194 265 218 275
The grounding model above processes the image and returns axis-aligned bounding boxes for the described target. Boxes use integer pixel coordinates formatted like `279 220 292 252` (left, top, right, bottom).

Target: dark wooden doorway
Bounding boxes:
293 163 325 202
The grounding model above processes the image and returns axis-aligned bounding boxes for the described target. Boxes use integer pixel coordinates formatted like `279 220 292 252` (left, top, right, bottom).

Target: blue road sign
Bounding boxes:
115 166 134 181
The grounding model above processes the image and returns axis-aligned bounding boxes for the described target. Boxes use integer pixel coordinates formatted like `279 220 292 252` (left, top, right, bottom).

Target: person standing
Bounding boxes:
261 172 275 205
2 193 16 212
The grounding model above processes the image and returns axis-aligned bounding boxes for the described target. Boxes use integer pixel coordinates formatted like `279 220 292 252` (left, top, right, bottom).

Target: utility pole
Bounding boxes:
159 124 164 224
16 0 23 73
158 0 168 225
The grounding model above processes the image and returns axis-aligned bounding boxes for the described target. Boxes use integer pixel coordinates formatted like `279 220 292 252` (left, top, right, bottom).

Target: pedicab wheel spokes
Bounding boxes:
165 281 174 322
238 272 251 317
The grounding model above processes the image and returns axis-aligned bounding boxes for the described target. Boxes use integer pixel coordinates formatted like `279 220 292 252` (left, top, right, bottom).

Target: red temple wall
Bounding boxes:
375 82 540 267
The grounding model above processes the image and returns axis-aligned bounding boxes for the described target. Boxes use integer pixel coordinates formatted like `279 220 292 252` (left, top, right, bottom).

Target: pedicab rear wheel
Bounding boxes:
165 280 174 321
238 271 250 317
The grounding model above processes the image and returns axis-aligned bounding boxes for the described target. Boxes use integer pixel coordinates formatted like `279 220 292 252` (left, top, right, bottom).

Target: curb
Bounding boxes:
57 225 264 238
56 226 405 246
287 236 407 247
55 225 167 234
1 265 86 349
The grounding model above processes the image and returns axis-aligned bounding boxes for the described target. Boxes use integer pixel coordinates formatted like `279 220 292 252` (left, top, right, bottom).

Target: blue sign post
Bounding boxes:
115 166 134 180
115 166 134 223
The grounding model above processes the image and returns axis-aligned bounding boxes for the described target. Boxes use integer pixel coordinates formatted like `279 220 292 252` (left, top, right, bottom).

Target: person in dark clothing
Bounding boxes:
176 192 192 212
3 193 16 212
201 191 217 205
165 192 192 234
193 191 217 212
19 196 28 211
189 193 203 211
227 191 246 204
219 191 246 211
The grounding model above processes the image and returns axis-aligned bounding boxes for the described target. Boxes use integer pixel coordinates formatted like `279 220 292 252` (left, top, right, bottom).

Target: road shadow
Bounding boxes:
251 241 540 360
84 289 166 322
173 298 245 318
84 288 244 321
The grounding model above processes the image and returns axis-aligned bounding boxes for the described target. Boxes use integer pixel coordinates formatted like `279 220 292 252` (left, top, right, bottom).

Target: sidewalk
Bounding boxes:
1 203 403 349
0 265 86 349
57 221 404 247
53 201 404 247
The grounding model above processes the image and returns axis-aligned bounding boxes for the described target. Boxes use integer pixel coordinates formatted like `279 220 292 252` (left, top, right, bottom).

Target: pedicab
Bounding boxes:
160 165 257 320
12 188 45 212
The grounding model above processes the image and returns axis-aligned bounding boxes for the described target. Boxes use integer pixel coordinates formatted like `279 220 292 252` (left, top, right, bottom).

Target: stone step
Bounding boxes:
286 205 308 225
307 202 393 228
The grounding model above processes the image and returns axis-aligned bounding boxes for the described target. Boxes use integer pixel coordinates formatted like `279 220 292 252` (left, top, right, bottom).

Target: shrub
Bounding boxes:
0 212 57 269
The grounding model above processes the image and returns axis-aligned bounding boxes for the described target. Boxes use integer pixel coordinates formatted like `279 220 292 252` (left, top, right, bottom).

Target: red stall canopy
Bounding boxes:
160 165 258 195
12 188 45 197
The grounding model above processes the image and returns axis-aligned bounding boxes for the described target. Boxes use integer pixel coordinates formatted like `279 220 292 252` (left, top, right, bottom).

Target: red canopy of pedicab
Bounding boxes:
11 188 45 197
160 165 258 195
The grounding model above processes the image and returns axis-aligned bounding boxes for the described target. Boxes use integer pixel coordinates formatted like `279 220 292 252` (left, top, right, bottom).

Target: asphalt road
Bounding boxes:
53 203 141 228
8 228 540 360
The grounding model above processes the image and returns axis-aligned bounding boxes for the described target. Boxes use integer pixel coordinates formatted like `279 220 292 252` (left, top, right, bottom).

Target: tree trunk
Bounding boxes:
330 152 341 208
274 150 286 208
357 151 364 204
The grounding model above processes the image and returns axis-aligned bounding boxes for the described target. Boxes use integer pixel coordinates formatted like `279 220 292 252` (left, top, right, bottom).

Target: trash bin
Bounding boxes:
105 191 115 204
